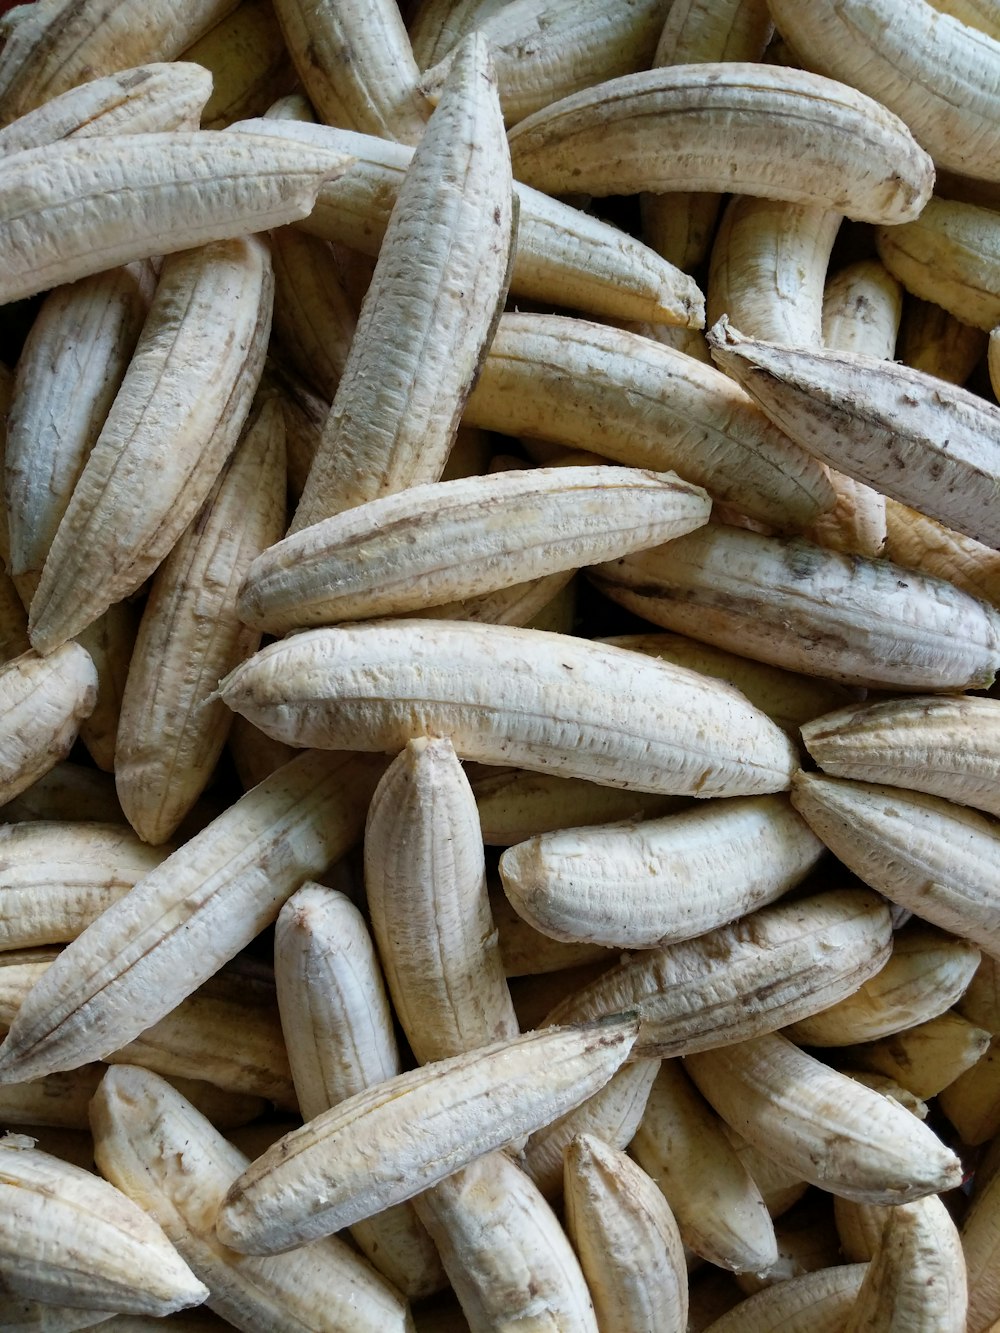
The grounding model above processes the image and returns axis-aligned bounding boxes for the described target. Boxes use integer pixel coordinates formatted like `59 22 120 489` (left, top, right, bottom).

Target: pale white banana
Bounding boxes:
709 315 1000 550
0 1137 208 1315
364 737 519 1065
413 1150 600 1333
272 0 430 142
707 196 841 347
844 1193 967 1332
591 522 1000 689
247 110 705 328
685 1031 963 1203
5 261 153 590
0 0 238 123
289 35 515 529
499 794 823 948
215 1016 639 1253
542 890 892 1058
791 772 1000 957
0 63 212 155
462 315 834 530
28 235 273 656
767 0 1000 182
877 196 1000 331
563 1132 687 1333
0 821 168 951
114 395 286 845
0 749 385 1085
216 619 801 798
239 465 711 633
474 766 684 847
90 1065 415 1332
0 131 352 308
784 922 981 1047
629 1058 778 1273
273 883 446 1299
420 0 670 124
802 694 1000 817
602 631 855 735
506 63 934 223
0 644 97 804
517 1056 659 1199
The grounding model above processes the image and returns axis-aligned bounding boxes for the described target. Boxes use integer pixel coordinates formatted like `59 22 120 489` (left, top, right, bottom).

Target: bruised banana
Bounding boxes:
506 62 934 224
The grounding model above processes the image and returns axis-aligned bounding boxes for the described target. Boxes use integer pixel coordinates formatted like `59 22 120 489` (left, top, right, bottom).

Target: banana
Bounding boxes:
884 499 1000 608
0 821 168 951
0 644 97 804
0 0 238 124
0 760 123 824
0 63 212 154
409 0 513 69
928 0 1000 36
412 568 577 631
801 694 1000 817
641 0 774 274
364 737 518 1065
698 1264 867 1332
0 749 385 1085
630 1058 778 1273
602 631 855 735
273 883 447 1299
0 132 352 308
591 522 1000 690
542 890 893 1057
784 922 981 1047
420 0 670 125
214 1015 639 1253
462 315 833 530
498 794 823 948
0 1136 208 1315
181 0 295 130
90 1065 415 1332
963 1139 1000 1330
719 1122 810 1219
563 1133 688 1333
5 262 153 594
217 618 801 797
491 884 615 976
272 0 430 142
238 465 711 633
226 714 298 792
685 1031 963 1203
28 235 273 656
767 0 1000 181
958 953 1000 1034
708 315 1000 550
268 227 357 404
791 771 1000 956
877 195 1000 331
517 1057 659 1199
413 1150 600 1333
897 295 987 385
506 63 934 223
288 35 515 530
244 112 706 327
75 605 138 773
114 396 286 845
707 196 841 346
836 1010 992 1100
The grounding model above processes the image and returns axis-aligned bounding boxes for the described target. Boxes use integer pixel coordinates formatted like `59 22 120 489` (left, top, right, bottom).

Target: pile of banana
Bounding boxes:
0 0 999 1328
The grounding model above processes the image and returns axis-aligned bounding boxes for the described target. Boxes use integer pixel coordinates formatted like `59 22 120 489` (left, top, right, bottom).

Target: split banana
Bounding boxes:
238 465 711 633
506 63 934 223
217 619 801 797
